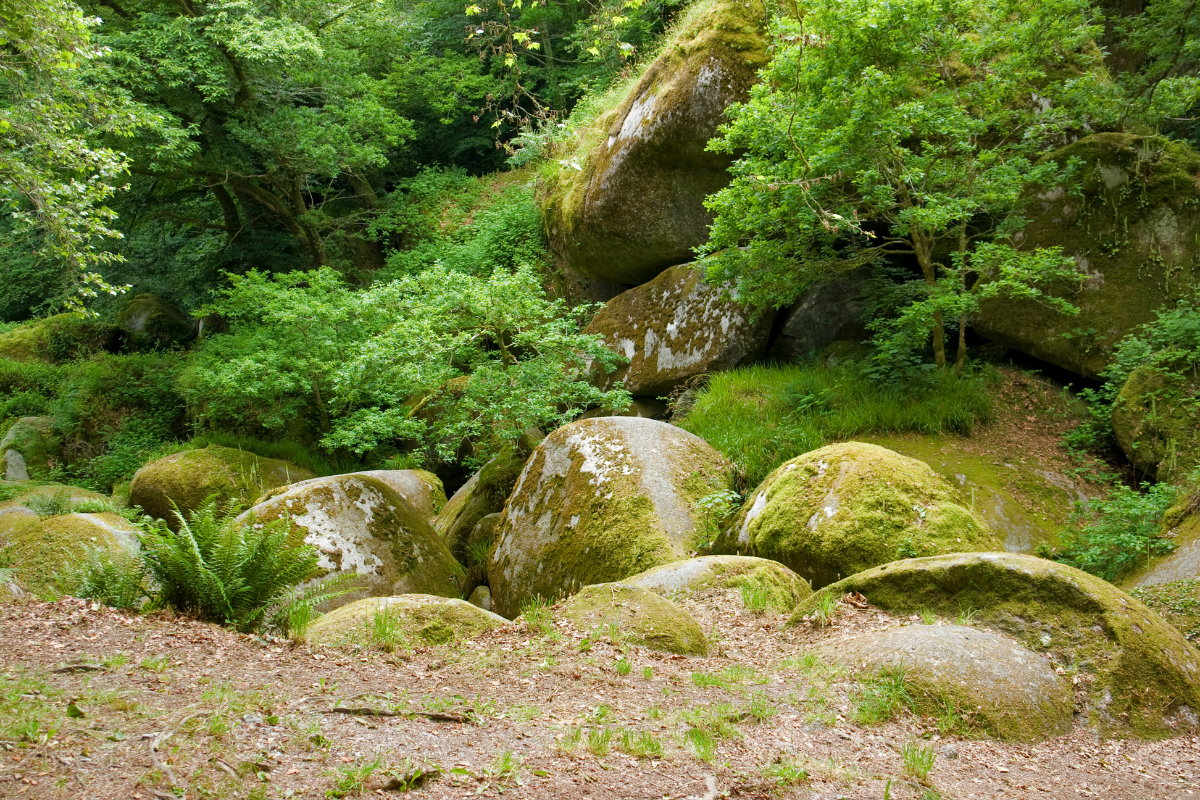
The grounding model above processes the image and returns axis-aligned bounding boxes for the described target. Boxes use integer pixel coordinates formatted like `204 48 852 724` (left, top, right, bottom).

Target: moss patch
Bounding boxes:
791 552 1200 739
0 417 60 482
1111 366 1200 481
624 554 811 612
717 442 997 589
975 133 1200 377
306 594 505 651
859 433 1083 554
487 417 735 618
113 294 193 351
559 583 708 655
0 314 109 364
129 446 315 527
434 443 532 560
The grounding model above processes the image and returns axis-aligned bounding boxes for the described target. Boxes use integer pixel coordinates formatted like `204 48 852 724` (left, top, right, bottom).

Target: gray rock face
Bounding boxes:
285 469 446 522
824 624 1073 742
767 272 871 363
540 0 769 285
242 474 464 610
468 585 493 613
114 294 193 351
487 416 735 618
3 450 27 482
584 265 773 396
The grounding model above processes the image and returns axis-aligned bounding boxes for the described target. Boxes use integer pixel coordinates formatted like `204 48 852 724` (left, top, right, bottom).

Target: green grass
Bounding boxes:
691 664 761 689
681 727 716 763
902 740 936 782
851 666 913 725
1132 578 1200 640
619 729 664 759
677 363 995 488
586 726 614 755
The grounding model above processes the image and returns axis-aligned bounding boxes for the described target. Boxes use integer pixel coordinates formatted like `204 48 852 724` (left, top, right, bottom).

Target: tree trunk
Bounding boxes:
913 235 946 369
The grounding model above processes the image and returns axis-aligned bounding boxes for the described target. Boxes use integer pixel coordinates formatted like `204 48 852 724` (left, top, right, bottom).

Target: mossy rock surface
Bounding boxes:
975 133 1200 378
0 314 108 363
559 583 708 655
791 552 1200 738
306 594 506 650
434 440 537 560
0 417 60 482
820 624 1073 743
242 475 464 609
624 555 811 612
859 433 1086 555
129 446 315 527
113 294 193 351
487 417 735 618
0 511 139 597
1111 366 1200 482
584 264 773 397
0 483 110 527
717 442 997 589
272 469 447 522
539 0 769 284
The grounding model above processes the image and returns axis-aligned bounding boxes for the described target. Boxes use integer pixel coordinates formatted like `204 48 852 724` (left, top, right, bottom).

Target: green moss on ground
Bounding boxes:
559 583 708 655
1131 579 1200 643
306 594 506 651
717 442 996 588
791 552 1200 739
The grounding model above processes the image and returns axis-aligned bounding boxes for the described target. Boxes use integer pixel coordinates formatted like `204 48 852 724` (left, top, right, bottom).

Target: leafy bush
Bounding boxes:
181 266 629 465
1055 480 1179 581
137 500 341 633
678 362 994 488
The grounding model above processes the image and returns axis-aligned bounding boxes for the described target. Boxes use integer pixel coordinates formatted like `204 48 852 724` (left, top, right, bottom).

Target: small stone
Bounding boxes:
242 714 263 725
941 744 959 760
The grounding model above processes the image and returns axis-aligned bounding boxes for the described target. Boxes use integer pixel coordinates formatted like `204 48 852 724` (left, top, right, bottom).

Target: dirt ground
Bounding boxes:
1 589 1198 800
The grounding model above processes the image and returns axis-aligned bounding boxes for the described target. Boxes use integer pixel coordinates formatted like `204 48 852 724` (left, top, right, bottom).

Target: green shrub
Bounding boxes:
678 363 994 488
137 499 338 633
1055 480 1179 581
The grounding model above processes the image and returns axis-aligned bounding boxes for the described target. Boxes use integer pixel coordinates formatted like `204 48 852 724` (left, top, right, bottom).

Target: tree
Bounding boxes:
701 0 1112 373
0 0 151 306
180 265 630 463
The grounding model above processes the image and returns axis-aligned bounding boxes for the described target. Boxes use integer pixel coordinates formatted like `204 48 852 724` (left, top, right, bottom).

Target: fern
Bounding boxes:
137 499 330 633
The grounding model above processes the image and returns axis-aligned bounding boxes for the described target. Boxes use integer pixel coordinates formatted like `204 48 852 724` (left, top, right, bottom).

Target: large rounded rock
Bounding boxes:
791 552 1200 738
1111 366 1199 482
113 294 193 351
823 624 1073 742
353 470 445 520
766 271 871 363
0 512 140 596
434 439 538 560
0 417 59 482
559 583 708 655
0 483 110 525
129 446 315 527
1126 492 1200 588
624 555 811 612
306 594 505 650
0 313 107 363
487 417 735 618
975 134 1200 378
584 264 772 396
716 443 997 589
242 474 464 606
540 0 769 284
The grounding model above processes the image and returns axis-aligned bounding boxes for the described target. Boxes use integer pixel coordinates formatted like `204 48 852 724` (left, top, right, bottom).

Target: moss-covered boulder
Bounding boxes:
822 624 1073 743
975 134 1200 378
0 483 110 526
791 552 1200 738
113 294 193 351
539 0 769 284
434 438 539 560
129 446 315 527
354 470 445 520
487 416 735 618
559 583 708 655
0 417 59 481
859 433 1087 555
624 555 810 612
0 314 108 363
0 512 140 597
584 265 773 396
766 272 871 363
1125 491 1200 589
1111 366 1199 481
242 475 464 607
716 443 997 589
306 594 505 650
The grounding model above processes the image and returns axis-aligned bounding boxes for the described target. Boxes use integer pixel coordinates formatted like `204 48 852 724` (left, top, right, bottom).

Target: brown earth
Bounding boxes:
1 587 1198 800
